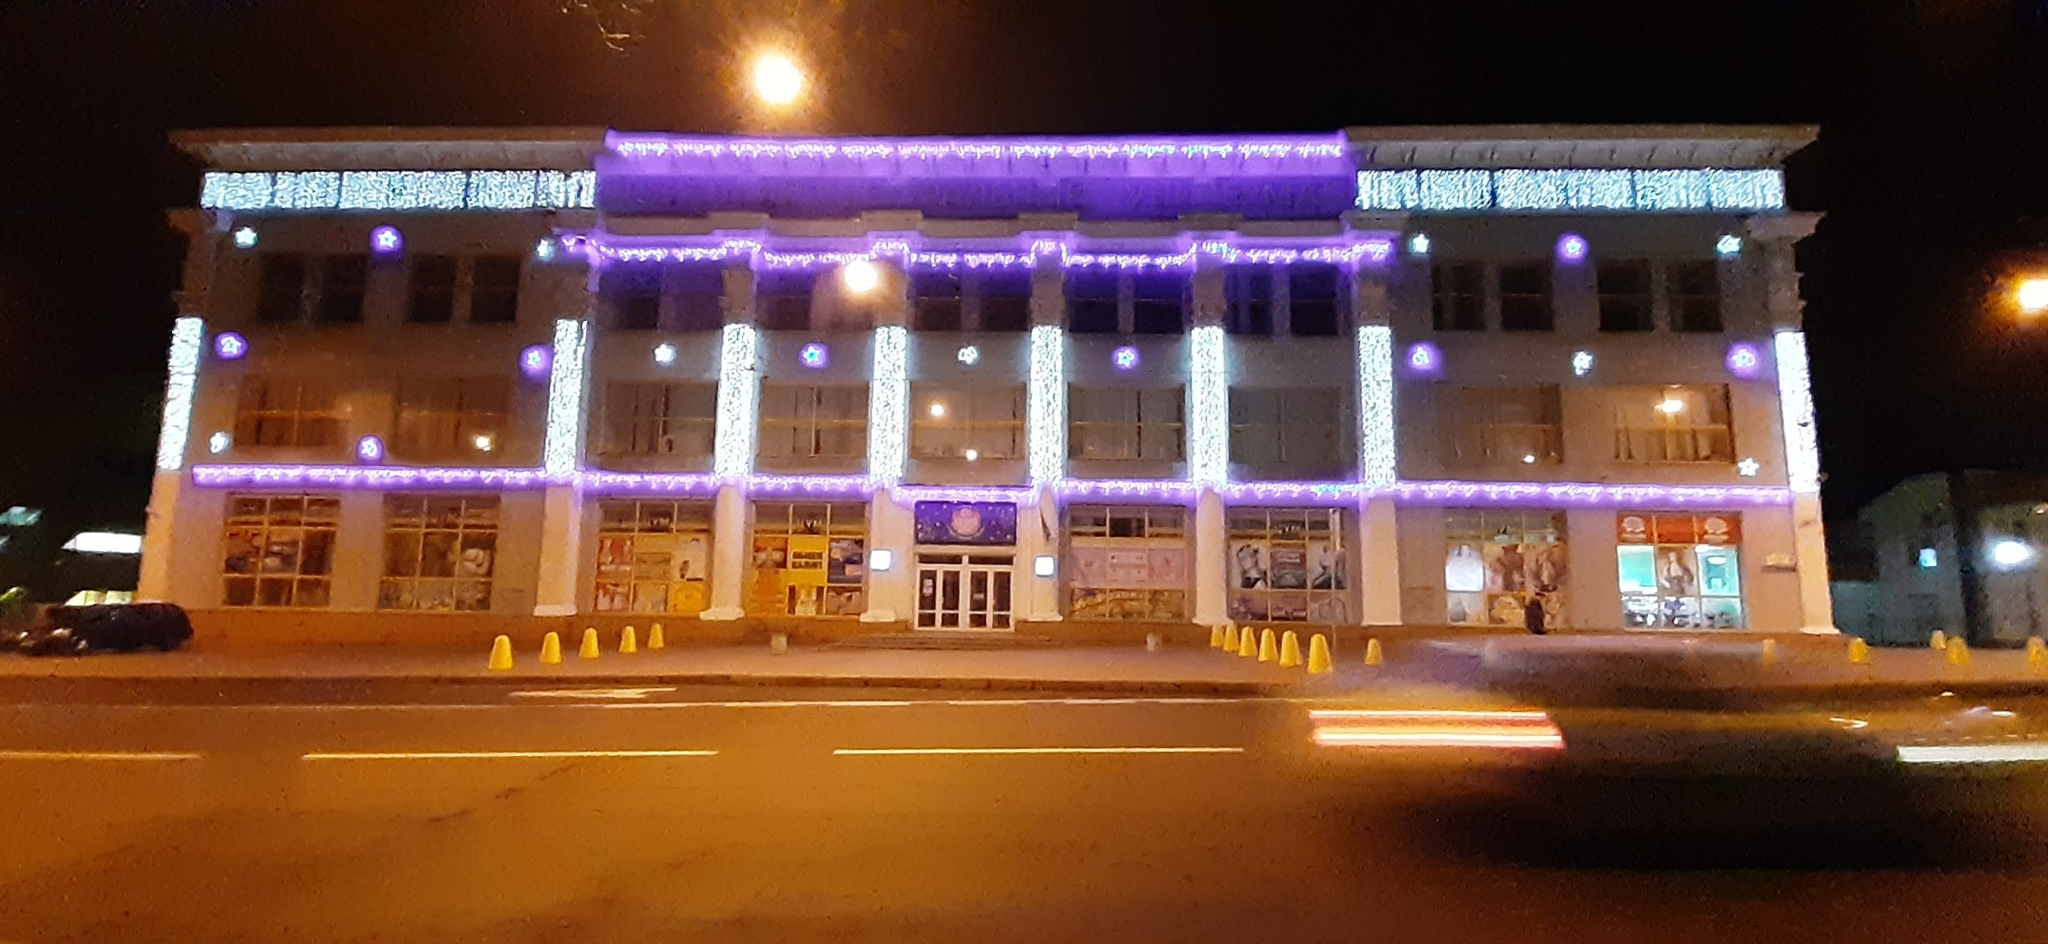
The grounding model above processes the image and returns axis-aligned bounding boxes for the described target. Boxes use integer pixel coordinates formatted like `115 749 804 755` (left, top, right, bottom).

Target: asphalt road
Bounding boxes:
3 681 2048 943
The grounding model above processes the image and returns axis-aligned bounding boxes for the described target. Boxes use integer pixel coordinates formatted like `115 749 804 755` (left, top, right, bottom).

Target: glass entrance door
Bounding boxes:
916 553 1014 630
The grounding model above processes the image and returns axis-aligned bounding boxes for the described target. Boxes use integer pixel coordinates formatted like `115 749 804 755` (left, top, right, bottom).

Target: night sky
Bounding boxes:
1 0 2044 591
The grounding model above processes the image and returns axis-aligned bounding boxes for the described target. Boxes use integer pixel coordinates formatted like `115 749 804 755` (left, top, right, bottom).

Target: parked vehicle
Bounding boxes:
7 602 192 655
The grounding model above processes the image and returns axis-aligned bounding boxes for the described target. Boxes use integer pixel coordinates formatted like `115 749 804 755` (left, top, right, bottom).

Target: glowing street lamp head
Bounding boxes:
1991 538 2036 569
752 53 805 107
841 259 880 295
2018 278 2048 315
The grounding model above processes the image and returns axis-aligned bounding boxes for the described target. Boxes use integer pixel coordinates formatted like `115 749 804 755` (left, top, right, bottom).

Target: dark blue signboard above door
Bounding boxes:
914 501 1018 546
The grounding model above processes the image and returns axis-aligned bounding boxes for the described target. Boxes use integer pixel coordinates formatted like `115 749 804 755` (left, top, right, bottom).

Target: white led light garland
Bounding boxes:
154 317 205 472
1774 329 1821 494
868 325 909 485
713 323 761 479
1188 325 1229 485
1027 325 1067 485
1357 168 1786 212
542 319 589 479
1356 325 1395 488
200 170 597 212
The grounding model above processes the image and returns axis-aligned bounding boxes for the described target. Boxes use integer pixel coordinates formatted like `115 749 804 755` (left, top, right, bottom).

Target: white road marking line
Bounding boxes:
600 699 917 709
1897 743 2048 765
509 687 679 700
301 749 718 761
0 750 202 761
833 746 1245 756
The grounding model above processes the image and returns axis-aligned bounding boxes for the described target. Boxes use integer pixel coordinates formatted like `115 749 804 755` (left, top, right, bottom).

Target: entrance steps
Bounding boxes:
830 631 1060 650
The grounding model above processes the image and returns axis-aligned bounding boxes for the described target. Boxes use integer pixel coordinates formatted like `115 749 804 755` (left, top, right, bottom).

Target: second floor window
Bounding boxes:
912 384 1025 460
257 253 307 323
408 254 457 324
978 270 1033 332
758 385 868 461
1671 261 1723 332
1224 266 1273 336
1448 385 1563 465
756 271 813 331
603 382 717 458
913 270 963 331
1289 264 1343 337
1497 262 1552 331
234 377 341 449
1132 273 1186 335
469 255 522 324
1230 388 1342 466
1431 261 1483 331
315 254 368 324
394 378 511 461
1069 386 1184 461
1597 260 1653 332
1614 384 1734 463
1069 271 1119 334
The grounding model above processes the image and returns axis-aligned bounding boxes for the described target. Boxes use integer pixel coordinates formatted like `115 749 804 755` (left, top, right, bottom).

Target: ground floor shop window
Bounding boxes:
594 499 711 615
1445 511 1568 628
1066 504 1188 620
1227 507 1348 623
748 501 867 617
380 494 499 611
1618 513 1743 628
223 493 339 607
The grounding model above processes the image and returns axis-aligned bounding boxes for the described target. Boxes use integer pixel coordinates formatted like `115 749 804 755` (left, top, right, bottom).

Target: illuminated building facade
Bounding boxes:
140 125 1832 644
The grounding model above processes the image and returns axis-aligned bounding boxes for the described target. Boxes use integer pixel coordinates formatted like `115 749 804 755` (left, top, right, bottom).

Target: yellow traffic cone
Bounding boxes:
539 631 563 665
1364 637 1384 667
1760 638 1779 666
579 628 601 660
1847 637 1870 665
1237 627 1257 658
1930 630 1948 651
620 625 639 654
1209 625 1224 648
2029 637 2046 672
1257 628 1278 663
1306 633 1333 675
487 634 514 671
648 622 666 650
1947 636 1970 666
1279 630 1303 668
1222 624 1240 653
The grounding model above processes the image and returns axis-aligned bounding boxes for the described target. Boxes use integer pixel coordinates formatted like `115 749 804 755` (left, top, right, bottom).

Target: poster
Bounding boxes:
1448 539 1568 628
1230 541 1268 589
1070 588 1186 621
1308 541 1345 591
786 535 829 586
914 501 1017 545
1270 545 1308 590
827 538 865 586
1107 549 1150 585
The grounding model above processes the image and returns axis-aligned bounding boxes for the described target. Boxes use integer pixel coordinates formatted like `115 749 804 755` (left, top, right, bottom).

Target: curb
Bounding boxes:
0 671 1290 698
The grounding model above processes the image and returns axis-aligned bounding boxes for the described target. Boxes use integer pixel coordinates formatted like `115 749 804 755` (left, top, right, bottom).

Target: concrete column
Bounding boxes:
136 473 183 602
1270 265 1292 337
1017 486 1063 622
702 482 750 621
862 489 915 623
1750 213 1834 633
532 483 585 616
533 264 595 615
1352 268 1402 626
1193 488 1228 627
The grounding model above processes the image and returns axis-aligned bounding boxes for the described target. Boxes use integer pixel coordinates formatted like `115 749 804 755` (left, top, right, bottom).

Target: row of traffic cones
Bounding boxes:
1835 632 2048 671
487 623 668 671
1207 623 1384 675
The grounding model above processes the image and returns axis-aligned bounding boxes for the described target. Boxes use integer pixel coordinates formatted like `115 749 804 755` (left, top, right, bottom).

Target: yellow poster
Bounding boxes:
785 535 829 587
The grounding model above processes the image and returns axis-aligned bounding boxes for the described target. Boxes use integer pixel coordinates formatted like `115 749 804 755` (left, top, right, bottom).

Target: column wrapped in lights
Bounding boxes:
155 317 205 472
713 323 762 479
1027 325 1067 485
868 325 909 485
1188 325 1229 485
1356 325 1396 488
1773 330 1822 494
541 318 589 480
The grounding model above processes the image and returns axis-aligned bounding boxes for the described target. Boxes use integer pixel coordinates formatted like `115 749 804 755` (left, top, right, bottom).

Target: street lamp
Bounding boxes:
841 259 880 295
751 53 804 107
2018 277 2048 315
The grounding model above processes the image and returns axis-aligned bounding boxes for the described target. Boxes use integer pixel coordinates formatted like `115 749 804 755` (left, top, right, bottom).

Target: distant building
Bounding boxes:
138 124 1833 646
1836 471 2048 646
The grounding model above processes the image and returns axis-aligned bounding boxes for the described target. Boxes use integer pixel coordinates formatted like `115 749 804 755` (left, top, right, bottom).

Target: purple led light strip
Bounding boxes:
190 466 1793 509
588 235 1395 271
606 133 1348 164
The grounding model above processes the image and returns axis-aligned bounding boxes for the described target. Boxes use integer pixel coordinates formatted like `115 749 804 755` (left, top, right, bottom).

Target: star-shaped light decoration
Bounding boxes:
1737 457 1760 477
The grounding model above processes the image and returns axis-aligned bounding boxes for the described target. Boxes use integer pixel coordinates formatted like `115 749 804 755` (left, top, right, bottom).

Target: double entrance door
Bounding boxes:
916 552 1013 630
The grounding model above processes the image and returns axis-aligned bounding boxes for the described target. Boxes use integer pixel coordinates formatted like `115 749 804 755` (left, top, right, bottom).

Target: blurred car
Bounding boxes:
8 602 192 655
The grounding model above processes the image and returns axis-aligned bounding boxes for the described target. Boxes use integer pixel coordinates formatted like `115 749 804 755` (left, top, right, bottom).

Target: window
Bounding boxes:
978 270 1033 332
756 271 813 330
1224 266 1272 336
1618 512 1743 628
1132 273 1185 335
1671 261 1723 332
1289 264 1343 337
1230 388 1342 466
1068 270 1119 334
221 494 338 608
1068 386 1184 461
257 254 308 323
314 254 367 324
1431 261 1483 332
757 385 868 463
1448 386 1562 465
603 382 717 458
594 500 713 615
1597 260 1653 332
913 270 963 331
394 378 511 461
749 501 867 617
1497 262 1552 331
673 264 725 331
1444 511 1567 627
1614 384 1734 462
379 495 499 611
1227 507 1348 623
408 254 457 324
234 377 341 449
911 384 1025 460
605 267 662 331
1066 505 1188 621
469 255 522 324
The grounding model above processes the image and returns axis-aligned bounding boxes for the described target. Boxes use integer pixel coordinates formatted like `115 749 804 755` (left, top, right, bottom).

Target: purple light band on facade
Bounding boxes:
604 133 1349 168
188 465 1795 509
588 235 1396 272
1726 342 1764 379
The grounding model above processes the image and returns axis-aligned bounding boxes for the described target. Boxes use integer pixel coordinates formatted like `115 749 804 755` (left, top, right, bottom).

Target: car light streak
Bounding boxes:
1309 708 1565 750
1896 743 2048 765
